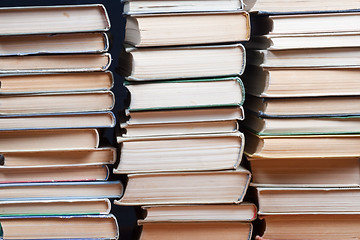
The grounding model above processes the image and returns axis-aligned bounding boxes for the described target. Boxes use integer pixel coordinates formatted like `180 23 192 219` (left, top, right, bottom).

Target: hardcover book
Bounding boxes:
124 11 250 47
244 0 360 13
118 44 246 81
0 91 114 115
115 132 245 173
0 165 109 183
123 0 244 14
0 198 112 216
0 32 109 56
244 130 360 159
125 106 244 125
0 71 114 94
125 77 245 111
244 94 360 118
0 4 110 35
0 53 111 73
0 128 100 151
249 157 360 186
115 168 251 205
242 66 360 98
243 112 360 135
0 214 119 239
247 48 360 68
0 147 116 167
259 214 360 240
257 187 360 214
0 181 123 201
0 112 115 131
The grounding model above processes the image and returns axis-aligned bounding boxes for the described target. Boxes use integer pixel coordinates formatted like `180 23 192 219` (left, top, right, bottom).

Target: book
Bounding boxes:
0 32 109 56
0 214 118 239
0 91 114 115
115 132 244 173
125 106 244 125
115 168 250 205
243 113 360 135
0 112 115 131
124 11 250 47
249 157 360 186
138 222 252 240
118 44 246 81
244 0 360 13
248 33 360 50
242 66 360 98
125 77 245 111
0 165 109 183
0 181 123 201
244 94 360 117
0 198 111 216
121 119 239 138
259 214 360 240
0 71 114 94
257 187 360 214
0 148 116 167
244 131 360 159
139 203 257 223
247 48 360 68
253 12 360 36
123 0 244 14
0 128 100 151
0 4 110 35
0 53 111 73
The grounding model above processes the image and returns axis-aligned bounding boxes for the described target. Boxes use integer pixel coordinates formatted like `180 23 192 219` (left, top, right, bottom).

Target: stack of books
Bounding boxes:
115 0 256 239
243 2 360 239
0 4 123 239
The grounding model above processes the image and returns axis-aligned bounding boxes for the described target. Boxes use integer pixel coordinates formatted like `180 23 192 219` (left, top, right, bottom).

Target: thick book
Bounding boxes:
0 32 109 56
0 111 115 131
257 187 360 214
0 71 113 94
115 132 244 173
244 0 360 13
249 157 360 186
259 214 360 240
0 198 111 216
0 165 109 183
247 48 360 68
125 77 245 111
0 4 110 35
242 66 360 98
243 112 360 135
244 131 360 159
115 168 251 205
0 214 118 239
0 147 116 167
125 11 250 47
0 53 111 73
125 106 244 125
123 0 244 14
0 181 123 201
121 119 239 138
0 91 114 115
252 12 360 36
140 203 257 223
248 33 360 51
0 128 100 151
244 94 360 118
138 222 252 240
118 44 246 81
